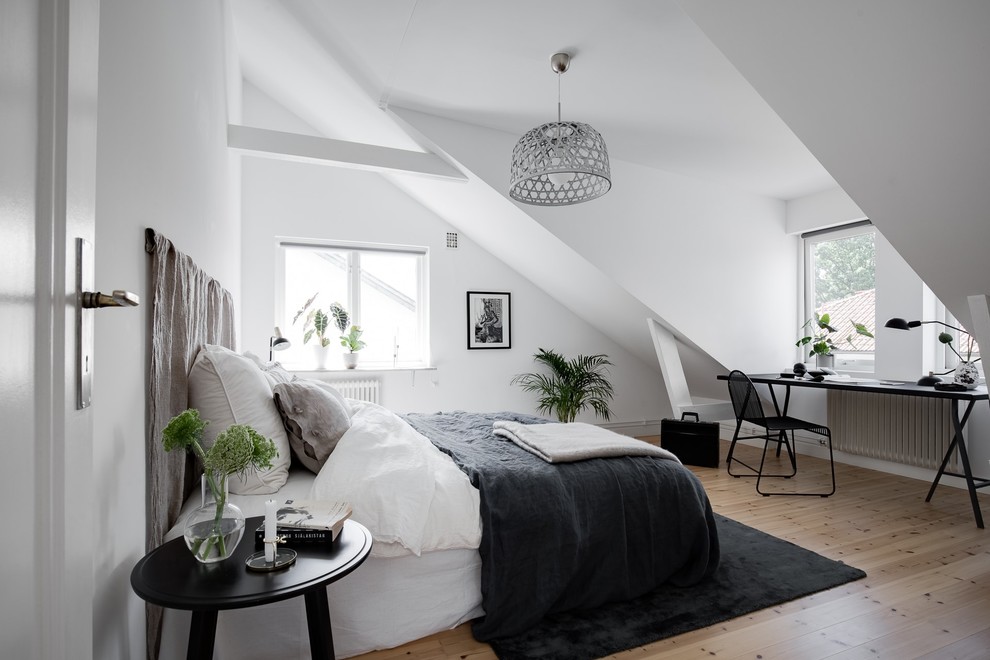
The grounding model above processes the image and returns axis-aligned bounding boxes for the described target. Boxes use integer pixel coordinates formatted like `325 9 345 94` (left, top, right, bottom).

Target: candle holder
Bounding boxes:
245 534 297 572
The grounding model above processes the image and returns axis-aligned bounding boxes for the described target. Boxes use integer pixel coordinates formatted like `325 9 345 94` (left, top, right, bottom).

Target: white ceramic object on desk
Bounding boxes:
343 352 359 369
953 361 980 389
815 354 835 371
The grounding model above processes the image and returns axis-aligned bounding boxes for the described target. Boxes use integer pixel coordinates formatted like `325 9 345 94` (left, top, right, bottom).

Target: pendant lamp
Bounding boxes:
509 52 611 206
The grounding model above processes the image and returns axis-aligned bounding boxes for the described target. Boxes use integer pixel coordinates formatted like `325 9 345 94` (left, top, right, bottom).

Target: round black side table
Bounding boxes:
131 517 372 660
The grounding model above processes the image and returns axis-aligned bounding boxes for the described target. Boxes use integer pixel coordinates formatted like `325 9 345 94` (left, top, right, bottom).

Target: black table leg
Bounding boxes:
304 588 335 660
187 610 218 660
926 400 983 529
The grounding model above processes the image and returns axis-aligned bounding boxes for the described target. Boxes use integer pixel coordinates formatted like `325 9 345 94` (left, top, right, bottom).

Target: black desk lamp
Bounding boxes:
883 317 971 385
269 326 291 361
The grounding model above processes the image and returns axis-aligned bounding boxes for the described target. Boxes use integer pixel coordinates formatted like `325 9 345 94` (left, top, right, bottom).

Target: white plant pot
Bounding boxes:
342 353 359 370
815 354 835 371
313 345 330 370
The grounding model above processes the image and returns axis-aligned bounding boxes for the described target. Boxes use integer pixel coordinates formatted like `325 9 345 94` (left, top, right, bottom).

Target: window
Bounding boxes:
276 239 429 368
933 299 982 378
802 222 876 372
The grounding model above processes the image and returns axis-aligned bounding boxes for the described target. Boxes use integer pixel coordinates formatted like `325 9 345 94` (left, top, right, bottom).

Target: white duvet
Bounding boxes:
310 400 482 558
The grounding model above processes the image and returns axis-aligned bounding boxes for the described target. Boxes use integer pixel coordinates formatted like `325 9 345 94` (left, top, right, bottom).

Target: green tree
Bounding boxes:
813 233 875 306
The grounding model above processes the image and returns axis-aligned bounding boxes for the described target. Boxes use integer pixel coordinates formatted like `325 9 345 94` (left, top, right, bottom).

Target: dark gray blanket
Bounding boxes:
400 411 720 641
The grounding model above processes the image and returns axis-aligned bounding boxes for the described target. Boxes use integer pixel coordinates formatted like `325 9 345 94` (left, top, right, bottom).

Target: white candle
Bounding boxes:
265 499 277 562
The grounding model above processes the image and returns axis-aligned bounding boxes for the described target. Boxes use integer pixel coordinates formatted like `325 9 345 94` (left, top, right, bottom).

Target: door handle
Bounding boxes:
81 289 140 309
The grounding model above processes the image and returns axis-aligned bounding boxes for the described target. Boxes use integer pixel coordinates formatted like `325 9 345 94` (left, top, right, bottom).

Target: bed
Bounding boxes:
146 230 719 659
155 347 719 658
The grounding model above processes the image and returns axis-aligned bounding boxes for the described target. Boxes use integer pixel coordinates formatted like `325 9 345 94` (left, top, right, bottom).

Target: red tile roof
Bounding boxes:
816 289 875 352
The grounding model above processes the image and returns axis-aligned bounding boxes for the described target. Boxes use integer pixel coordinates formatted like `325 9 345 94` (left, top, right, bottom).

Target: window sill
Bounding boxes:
288 365 436 376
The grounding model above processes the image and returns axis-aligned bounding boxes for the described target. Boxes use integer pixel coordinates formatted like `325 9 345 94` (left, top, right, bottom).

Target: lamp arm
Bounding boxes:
918 319 969 334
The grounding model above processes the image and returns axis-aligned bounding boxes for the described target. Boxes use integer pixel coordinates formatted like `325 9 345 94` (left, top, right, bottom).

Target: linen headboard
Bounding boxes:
144 228 235 658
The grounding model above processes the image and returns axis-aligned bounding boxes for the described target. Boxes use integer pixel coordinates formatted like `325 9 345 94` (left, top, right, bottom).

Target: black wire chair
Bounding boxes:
725 370 835 497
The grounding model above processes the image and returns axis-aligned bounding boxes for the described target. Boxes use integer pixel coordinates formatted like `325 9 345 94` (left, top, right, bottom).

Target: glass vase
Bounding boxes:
953 361 980 390
182 472 245 563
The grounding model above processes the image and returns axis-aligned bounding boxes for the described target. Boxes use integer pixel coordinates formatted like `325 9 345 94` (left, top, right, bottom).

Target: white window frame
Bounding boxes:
801 221 876 374
932 297 983 380
275 237 430 369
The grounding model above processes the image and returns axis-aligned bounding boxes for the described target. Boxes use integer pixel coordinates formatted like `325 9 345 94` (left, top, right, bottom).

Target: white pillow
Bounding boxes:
240 352 297 390
187 345 291 494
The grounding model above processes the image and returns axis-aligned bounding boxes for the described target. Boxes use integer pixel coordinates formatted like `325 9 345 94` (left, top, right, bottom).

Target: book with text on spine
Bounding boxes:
254 499 352 548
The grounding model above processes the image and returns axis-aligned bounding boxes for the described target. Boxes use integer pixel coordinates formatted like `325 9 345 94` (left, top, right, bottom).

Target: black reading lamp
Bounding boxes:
883 317 969 385
269 326 291 361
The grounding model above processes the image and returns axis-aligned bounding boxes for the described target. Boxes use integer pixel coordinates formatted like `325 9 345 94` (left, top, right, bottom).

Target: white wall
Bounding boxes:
238 84 663 425
93 1 239 658
784 188 990 484
530 159 793 377
3 2 46 656
396 108 796 381
682 1 990 332
239 155 663 425
785 187 867 235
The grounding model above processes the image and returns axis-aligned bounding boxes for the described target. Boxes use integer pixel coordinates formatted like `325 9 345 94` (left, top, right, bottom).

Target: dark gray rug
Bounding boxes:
489 514 866 660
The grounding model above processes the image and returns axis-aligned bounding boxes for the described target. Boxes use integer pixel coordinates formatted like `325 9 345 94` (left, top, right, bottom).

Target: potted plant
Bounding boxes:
293 293 333 369
511 348 614 422
162 409 277 563
796 312 873 370
329 302 366 369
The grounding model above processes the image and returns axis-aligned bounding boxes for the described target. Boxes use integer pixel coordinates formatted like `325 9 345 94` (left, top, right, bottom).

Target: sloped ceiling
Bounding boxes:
228 1 829 383
681 0 990 328
232 0 835 200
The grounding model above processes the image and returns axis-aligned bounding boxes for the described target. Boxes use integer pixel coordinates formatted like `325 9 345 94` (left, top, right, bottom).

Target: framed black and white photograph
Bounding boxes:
467 291 511 349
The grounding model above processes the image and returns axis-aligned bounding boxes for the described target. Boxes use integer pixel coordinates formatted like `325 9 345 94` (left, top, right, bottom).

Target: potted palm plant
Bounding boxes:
511 348 615 422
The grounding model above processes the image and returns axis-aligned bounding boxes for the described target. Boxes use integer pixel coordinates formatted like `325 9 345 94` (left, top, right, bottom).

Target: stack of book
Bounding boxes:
254 499 352 549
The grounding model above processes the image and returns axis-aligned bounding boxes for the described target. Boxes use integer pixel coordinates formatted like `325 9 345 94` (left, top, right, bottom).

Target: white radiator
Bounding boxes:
827 390 957 470
322 378 380 404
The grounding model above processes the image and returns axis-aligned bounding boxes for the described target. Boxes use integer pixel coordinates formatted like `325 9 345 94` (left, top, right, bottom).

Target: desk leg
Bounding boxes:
304 588 335 660
926 400 983 529
187 610 218 660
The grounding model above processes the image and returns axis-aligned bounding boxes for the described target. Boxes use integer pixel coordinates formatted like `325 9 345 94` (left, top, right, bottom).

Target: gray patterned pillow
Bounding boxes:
272 380 351 474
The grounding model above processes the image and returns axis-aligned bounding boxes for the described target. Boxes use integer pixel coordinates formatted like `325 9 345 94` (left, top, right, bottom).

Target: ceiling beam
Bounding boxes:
227 124 467 181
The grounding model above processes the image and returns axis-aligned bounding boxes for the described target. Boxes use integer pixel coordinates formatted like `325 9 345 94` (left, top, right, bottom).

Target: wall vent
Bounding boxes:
446 232 458 249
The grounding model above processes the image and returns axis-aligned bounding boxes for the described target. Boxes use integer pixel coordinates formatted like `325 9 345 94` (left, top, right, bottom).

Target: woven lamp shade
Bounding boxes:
509 120 611 206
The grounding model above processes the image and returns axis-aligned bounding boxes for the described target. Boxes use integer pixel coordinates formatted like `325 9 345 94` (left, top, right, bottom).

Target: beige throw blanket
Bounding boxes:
493 421 680 464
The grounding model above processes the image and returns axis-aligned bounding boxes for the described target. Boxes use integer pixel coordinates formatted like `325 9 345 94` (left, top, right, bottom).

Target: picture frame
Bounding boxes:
467 291 511 349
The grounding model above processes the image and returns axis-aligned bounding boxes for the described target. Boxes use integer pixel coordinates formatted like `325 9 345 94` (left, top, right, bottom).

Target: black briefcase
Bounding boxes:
660 412 720 467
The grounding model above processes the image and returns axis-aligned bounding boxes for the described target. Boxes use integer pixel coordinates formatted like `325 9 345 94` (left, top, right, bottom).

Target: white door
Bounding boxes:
0 1 99 659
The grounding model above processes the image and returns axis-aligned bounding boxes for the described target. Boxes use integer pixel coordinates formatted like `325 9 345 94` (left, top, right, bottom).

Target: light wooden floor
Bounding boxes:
353 439 990 660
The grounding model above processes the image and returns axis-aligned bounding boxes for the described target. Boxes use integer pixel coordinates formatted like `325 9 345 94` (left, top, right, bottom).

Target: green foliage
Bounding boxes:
340 325 366 353
162 411 277 561
812 233 876 306
796 312 874 358
162 409 208 457
939 331 979 363
162 410 277 479
328 302 349 334
294 293 333 347
511 348 615 422
206 424 277 476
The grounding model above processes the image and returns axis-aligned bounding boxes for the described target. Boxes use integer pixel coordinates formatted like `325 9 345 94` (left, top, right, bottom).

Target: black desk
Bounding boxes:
131 517 372 659
718 374 990 528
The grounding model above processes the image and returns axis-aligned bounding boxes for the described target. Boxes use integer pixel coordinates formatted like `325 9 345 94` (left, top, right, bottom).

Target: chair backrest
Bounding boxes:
726 370 765 423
